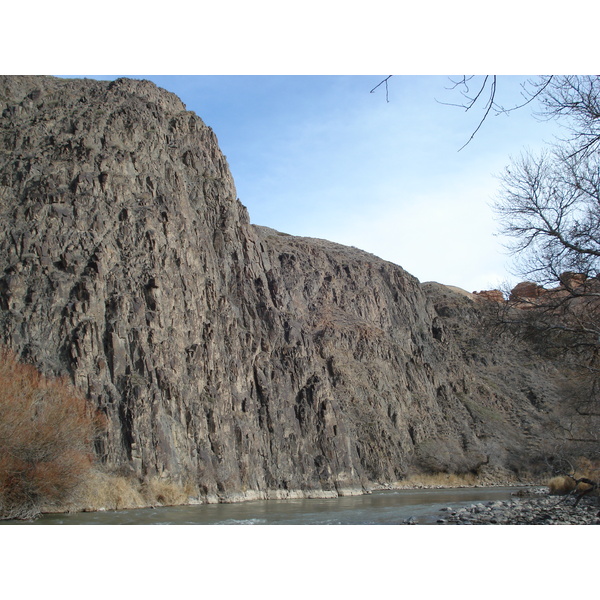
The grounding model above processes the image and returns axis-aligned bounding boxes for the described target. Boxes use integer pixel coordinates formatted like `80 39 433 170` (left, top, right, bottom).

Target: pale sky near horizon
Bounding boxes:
72 74 562 293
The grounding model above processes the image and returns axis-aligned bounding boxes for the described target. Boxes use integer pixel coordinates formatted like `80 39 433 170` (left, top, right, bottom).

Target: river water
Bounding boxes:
7 485 532 525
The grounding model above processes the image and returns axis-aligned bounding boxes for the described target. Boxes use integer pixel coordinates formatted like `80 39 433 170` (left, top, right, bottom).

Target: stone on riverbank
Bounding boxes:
440 493 600 525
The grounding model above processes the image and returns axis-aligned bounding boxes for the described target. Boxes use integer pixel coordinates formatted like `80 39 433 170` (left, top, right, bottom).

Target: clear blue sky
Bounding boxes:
86 74 557 293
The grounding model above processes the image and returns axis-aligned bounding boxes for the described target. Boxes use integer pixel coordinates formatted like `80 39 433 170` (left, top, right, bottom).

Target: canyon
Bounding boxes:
0 76 588 504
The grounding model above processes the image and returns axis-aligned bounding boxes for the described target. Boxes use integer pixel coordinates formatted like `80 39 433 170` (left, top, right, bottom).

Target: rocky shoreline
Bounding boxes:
11 481 600 523
423 489 600 525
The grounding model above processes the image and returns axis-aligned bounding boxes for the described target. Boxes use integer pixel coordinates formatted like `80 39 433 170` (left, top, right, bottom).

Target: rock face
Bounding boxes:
509 281 545 302
0 76 578 500
472 289 504 303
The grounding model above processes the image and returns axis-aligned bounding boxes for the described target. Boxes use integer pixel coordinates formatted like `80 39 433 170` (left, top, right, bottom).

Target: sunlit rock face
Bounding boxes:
0 76 572 499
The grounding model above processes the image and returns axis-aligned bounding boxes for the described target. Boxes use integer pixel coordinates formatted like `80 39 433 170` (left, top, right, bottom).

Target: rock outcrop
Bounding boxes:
472 289 504 303
509 281 545 302
0 76 580 501
475 273 596 306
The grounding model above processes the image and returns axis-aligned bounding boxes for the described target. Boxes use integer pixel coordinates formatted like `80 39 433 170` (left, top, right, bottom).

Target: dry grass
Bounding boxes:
395 472 480 489
140 477 197 506
55 469 199 513
73 470 146 511
547 457 600 496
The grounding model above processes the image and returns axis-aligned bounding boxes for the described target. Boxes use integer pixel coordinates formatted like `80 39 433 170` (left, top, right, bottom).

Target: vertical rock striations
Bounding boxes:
0 76 572 501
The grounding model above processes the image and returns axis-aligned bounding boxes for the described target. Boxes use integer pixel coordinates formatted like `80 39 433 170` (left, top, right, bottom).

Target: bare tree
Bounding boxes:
494 76 600 325
533 75 600 158
438 76 555 150
496 147 600 287
490 76 600 469
370 75 556 149
370 75 392 102
445 75 600 156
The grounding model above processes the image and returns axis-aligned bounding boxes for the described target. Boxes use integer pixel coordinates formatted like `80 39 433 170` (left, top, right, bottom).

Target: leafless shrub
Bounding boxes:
548 476 577 495
0 347 104 519
546 456 600 502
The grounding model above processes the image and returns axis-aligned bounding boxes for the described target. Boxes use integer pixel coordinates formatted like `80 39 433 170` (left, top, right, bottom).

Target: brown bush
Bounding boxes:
0 347 104 519
547 457 600 496
548 476 577 495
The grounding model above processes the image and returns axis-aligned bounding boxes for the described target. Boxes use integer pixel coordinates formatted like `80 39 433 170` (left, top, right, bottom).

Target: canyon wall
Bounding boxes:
0 76 572 500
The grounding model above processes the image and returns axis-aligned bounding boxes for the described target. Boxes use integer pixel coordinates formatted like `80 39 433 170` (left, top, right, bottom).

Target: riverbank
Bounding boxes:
426 489 600 525
26 467 532 518
32 471 542 519
6 484 531 524
8 482 599 524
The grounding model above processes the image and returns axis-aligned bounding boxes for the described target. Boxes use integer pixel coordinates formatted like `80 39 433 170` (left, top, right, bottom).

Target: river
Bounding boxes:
5 485 533 524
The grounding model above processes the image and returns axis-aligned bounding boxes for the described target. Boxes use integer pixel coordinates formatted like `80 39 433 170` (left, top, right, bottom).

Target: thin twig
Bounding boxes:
457 76 497 151
370 76 392 103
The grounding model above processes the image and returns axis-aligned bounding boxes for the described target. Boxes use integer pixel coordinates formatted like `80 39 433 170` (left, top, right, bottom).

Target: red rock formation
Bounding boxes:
559 272 588 289
473 289 505 302
510 281 545 301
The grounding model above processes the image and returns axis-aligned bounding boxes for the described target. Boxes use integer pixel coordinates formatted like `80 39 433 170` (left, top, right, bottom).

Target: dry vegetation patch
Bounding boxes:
59 470 198 513
395 472 480 488
0 347 105 519
547 457 600 497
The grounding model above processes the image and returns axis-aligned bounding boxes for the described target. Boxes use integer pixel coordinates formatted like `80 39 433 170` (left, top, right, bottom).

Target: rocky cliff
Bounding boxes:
0 76 576 501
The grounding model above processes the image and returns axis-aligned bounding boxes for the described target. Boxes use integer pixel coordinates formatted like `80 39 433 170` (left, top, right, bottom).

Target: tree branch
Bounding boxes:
370 76 392 102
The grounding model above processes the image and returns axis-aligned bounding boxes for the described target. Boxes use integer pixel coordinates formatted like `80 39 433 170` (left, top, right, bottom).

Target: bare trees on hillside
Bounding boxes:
490 76 600 468
494 76 600 349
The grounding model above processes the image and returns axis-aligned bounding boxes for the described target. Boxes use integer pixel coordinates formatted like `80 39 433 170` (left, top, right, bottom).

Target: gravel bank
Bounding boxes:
430 490 600 525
